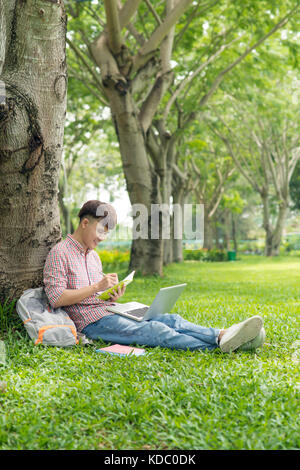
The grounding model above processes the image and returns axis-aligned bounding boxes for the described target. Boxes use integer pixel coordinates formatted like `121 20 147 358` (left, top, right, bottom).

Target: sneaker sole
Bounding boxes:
220 316 263 353
237 327 266 351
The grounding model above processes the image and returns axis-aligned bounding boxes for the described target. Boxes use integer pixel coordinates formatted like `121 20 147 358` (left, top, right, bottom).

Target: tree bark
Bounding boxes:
58 180 74 236
203 209 213 250
270 202 288 256
261 189 288 256
0 0 67 303
232 213 238 253
261 192 273 256
113 92 164 275
171 187 186 263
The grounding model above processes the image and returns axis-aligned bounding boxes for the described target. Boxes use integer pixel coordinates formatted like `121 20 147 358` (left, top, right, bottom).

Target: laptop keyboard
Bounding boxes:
127 307 149 318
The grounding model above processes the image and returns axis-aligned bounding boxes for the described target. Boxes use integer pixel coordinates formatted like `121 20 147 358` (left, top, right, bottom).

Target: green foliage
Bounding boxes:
184 249 227 262
283 233 300 252
238 240 265 254
222 190 246 215
95 248 130 271
0 340 6 367
0 257 299 449
64 0 300 249
0 298 20 339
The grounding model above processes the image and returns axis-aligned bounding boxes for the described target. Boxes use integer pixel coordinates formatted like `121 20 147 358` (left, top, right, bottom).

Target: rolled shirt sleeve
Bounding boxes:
43 248 68 308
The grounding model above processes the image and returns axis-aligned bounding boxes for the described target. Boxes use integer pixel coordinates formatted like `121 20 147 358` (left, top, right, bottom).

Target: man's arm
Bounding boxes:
53 284 99 308
43 246 119 309
43 248 69 309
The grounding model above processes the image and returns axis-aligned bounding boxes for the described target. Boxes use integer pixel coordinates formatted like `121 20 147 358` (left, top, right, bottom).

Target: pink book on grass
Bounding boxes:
96 344 146 356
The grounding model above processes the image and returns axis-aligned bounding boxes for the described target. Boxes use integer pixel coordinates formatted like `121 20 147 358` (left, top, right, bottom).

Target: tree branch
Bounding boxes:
172 161 189 183
174 0 221 50
197 3 300 110
66 37 105 95
208 185 225 219
289 148 300 181
68 71 108 106
119 0 142 30
144 0 162 26
132 0 194 73
210 123 261 193
104 0 123 55
131 56 160 96
91 33 125 87
163 35 241 122
139 71 173 133
160 0 177 73
146 127 163 171
126 21 145 46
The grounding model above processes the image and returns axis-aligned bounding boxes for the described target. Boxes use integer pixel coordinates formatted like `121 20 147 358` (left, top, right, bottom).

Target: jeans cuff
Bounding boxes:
214 329 221 346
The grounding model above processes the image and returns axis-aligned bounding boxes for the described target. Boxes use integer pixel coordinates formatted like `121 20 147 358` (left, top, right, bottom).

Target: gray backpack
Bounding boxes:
16 287 78 347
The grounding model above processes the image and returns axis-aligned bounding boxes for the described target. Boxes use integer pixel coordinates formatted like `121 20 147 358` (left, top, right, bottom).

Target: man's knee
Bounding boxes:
154 313 182 328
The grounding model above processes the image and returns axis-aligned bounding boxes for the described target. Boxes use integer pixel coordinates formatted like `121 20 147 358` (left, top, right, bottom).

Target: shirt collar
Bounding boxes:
66 234 91 255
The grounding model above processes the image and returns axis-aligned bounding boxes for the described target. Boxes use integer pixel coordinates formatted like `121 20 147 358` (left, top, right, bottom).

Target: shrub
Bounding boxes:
95 249 130 270
183 249 227 262
205 249 227 262
184 250 205 261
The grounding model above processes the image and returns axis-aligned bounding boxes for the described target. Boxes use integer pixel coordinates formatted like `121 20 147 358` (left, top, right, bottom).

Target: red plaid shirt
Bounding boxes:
43 234 115 332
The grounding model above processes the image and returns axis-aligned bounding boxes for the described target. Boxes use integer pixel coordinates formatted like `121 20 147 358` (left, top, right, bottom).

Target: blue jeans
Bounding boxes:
82 313 220 351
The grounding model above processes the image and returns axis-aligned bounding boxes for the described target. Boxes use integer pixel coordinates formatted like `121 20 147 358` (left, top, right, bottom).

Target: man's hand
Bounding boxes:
95 273 118 292
108 284 126 302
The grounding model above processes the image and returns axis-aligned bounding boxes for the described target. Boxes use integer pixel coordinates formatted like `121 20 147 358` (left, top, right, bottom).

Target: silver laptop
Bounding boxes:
106 283 187 321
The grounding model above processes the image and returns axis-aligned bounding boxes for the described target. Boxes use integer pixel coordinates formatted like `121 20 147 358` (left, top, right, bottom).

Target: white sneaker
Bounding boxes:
219 316 263 353
237 327 266 351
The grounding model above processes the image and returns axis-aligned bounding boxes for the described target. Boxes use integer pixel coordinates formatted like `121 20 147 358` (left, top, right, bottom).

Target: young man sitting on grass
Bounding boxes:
43 200 265 353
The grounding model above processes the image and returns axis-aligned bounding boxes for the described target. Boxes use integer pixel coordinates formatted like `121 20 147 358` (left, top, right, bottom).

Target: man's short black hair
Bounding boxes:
78 200 117 230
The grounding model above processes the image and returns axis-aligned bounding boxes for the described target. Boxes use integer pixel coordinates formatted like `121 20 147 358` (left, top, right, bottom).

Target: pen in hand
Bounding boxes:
97 272 119 289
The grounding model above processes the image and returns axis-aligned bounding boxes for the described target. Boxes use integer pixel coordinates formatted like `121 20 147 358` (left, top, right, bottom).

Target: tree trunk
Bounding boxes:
232 213 238 253
261 192 272 256
203 209 213 250
58 180 74 236
91 31 170 275
262 191 288 256
215 221 221 249
224 213 231 251
108 86 163 275
0 0 67 303
270 202 288 256
89 0 189 275
171 187 185 263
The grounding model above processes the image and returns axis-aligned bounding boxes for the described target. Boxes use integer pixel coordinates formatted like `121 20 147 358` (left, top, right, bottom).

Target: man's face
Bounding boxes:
82 218 108 250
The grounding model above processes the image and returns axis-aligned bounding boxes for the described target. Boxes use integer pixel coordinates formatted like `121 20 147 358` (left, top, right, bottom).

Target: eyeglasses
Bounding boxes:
96 227 109 237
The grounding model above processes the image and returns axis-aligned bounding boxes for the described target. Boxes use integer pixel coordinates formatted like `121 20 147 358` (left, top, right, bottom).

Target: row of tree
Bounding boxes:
65 0 300 264
0 0 299 303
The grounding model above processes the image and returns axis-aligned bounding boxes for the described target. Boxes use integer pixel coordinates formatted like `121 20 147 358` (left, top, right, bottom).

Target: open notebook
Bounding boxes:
96 271 135 301
96 344 146 356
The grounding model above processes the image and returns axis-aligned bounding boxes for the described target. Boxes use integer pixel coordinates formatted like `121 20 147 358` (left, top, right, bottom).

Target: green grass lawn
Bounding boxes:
0 256 299 450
